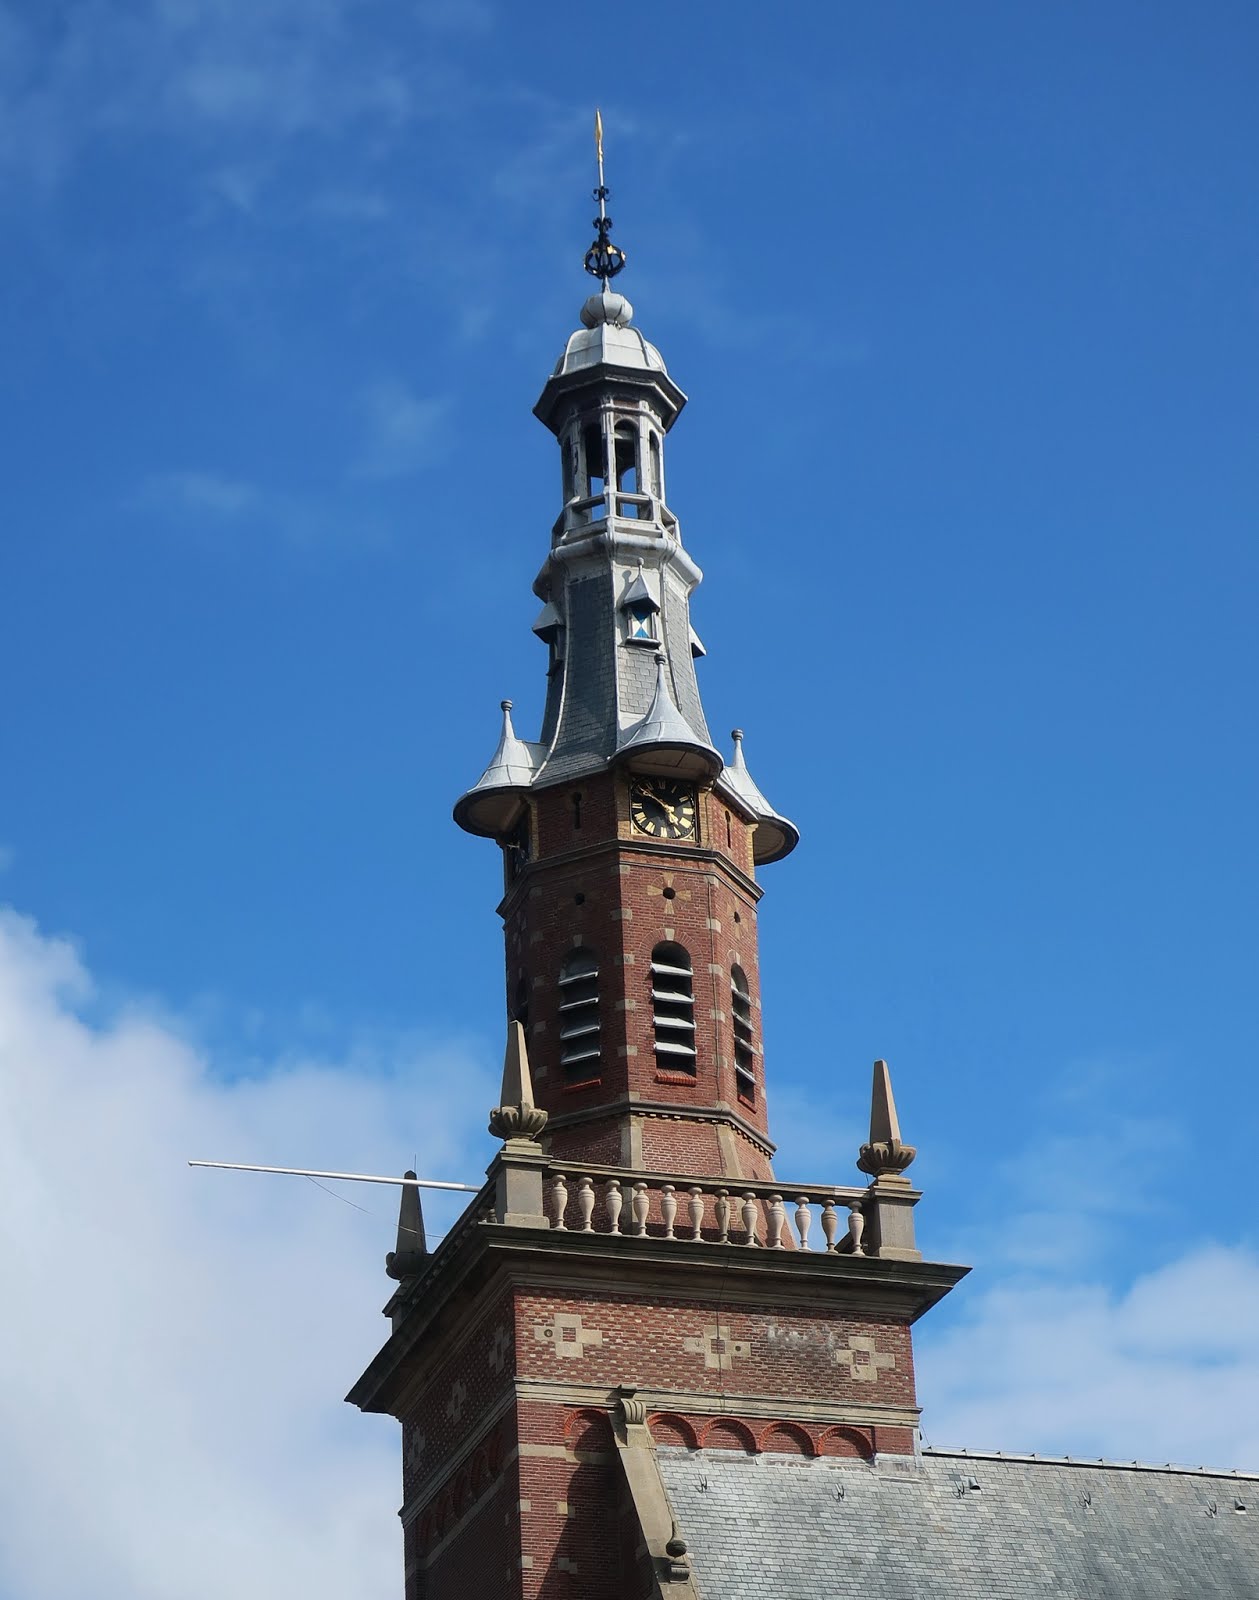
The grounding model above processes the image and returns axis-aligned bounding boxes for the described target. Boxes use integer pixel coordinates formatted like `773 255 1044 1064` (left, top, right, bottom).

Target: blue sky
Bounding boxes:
1 4 1257 1597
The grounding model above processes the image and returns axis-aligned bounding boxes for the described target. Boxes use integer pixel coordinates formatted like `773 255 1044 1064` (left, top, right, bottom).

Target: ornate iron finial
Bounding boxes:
584 107 627 287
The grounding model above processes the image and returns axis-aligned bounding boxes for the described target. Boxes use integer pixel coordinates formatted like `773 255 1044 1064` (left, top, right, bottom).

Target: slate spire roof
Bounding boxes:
454 289 796 860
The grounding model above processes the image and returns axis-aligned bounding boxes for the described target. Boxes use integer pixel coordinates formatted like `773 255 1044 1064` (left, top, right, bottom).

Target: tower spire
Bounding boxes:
584 107 627 289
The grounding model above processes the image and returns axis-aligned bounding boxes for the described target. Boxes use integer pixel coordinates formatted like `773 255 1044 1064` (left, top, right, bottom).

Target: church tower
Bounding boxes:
349 129 966 1600
453 266 796 1181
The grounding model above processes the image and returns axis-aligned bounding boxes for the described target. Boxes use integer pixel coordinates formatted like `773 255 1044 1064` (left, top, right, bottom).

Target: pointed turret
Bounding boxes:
617 653 722 780
384 1172 428 1281
454 700 546 838
718 728 800 864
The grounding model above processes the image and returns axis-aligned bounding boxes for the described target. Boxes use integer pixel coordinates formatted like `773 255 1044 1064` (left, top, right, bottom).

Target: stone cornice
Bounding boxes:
348 1221 968 1417
514 1376 919 1432
497 834 764 921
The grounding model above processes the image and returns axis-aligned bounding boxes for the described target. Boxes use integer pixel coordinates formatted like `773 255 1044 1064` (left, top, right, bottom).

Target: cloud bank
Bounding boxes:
0 907 495 1600
1 905 1254 1600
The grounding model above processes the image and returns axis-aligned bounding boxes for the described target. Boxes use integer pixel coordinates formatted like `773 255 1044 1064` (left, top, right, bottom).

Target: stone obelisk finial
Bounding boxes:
385 1172 428 1281
856 1059 917 1178
488 1019 548 1142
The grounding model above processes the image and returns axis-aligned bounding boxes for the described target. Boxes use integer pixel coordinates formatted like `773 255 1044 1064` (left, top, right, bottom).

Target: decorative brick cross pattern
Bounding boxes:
833 1333 895 1383
533 1312 603 1360
684 1322 751 1371
446 1379 468 1421
405 1428 427 1468
488 1323 512 1374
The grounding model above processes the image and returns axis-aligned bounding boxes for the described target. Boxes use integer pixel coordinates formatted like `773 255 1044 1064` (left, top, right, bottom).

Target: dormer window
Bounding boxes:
621 567 660 646
627 600 657 643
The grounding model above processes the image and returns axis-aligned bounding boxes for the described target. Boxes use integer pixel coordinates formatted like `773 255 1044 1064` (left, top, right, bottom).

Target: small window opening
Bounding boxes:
662 885 676 901
732 965 755 1105
504 813 530 884
512 976 530 1032
559 948 600 1079
582 424 606 493
626 599 657 642
652 942 696 1077
571 792 583 831
725 810 732 848
563 433 579 501
614 424 639 493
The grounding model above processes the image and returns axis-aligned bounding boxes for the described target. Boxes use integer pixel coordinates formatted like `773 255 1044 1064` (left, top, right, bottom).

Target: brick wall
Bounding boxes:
499 772 777 1175
516 1288 917 1418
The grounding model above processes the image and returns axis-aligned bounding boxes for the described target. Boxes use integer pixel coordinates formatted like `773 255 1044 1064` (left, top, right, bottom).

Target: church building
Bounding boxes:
347 140 1259 1600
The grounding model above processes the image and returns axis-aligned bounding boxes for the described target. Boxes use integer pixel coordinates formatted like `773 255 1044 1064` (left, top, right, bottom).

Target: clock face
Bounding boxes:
630 778 697 840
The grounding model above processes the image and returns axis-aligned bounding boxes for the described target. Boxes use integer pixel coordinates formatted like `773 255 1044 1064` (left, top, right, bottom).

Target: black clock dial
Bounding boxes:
630 778 697 840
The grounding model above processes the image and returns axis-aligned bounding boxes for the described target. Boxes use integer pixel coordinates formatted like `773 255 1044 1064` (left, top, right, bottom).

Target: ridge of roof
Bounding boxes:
924 1446 1259 1482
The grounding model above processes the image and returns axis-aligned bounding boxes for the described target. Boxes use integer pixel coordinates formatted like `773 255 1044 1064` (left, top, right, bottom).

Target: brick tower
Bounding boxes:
452 274 797 1183
348 158 967 1598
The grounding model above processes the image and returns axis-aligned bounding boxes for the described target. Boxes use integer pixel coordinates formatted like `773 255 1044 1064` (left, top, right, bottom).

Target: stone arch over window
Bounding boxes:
563 1407 614 1449
756 1421 816 1457
559 947 600 1079
651 942 696 1076
614 418 639 494
732 964 755 1105
817 1425 874 1461
649 1412 700 1450
699 1416 757 1453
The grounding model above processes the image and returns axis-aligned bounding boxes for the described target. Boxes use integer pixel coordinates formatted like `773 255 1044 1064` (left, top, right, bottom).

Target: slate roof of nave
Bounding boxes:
658 1446 1259 1600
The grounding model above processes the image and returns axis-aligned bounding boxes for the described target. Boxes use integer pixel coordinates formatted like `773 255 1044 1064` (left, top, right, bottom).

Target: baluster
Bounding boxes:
687 1185 705 1242
550 1173 568 1230
847 1203 866 1257
714 1188 731 1244
631 1182 650 1236
576 1175 595 1233
661 1183 678 1239
740 1191 758 1246
820 1199 839 1253
767 1194 786 1249
605 1178 623 1235
794 1196 812 1251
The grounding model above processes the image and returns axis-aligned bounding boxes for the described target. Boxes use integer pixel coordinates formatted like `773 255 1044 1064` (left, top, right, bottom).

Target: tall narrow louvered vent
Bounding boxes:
651 943 696 1077
558 948 600 1079
732 964 755 1105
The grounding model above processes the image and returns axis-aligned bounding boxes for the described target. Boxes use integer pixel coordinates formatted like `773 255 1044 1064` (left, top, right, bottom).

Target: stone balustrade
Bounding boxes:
387 1152 918 1311
539 1162 872 1256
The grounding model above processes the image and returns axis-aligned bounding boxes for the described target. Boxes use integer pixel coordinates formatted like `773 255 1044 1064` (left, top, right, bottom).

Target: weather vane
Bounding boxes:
584 108 627 288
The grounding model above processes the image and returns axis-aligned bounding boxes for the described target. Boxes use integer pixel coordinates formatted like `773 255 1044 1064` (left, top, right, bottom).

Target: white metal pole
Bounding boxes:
188 1160 480 1192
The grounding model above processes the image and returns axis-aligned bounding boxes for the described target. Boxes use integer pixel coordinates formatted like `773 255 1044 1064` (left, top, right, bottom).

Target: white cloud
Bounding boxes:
130 470 394 550
918 1244 1259 1471
135 469 262 518
0 0 460 189
354 380 450 480
0 907 496 1600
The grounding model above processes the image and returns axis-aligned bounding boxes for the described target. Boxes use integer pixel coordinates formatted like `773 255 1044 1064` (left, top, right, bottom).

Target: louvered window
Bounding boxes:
732 965 755 1105
558 948 600 1078
651 943 696 1076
